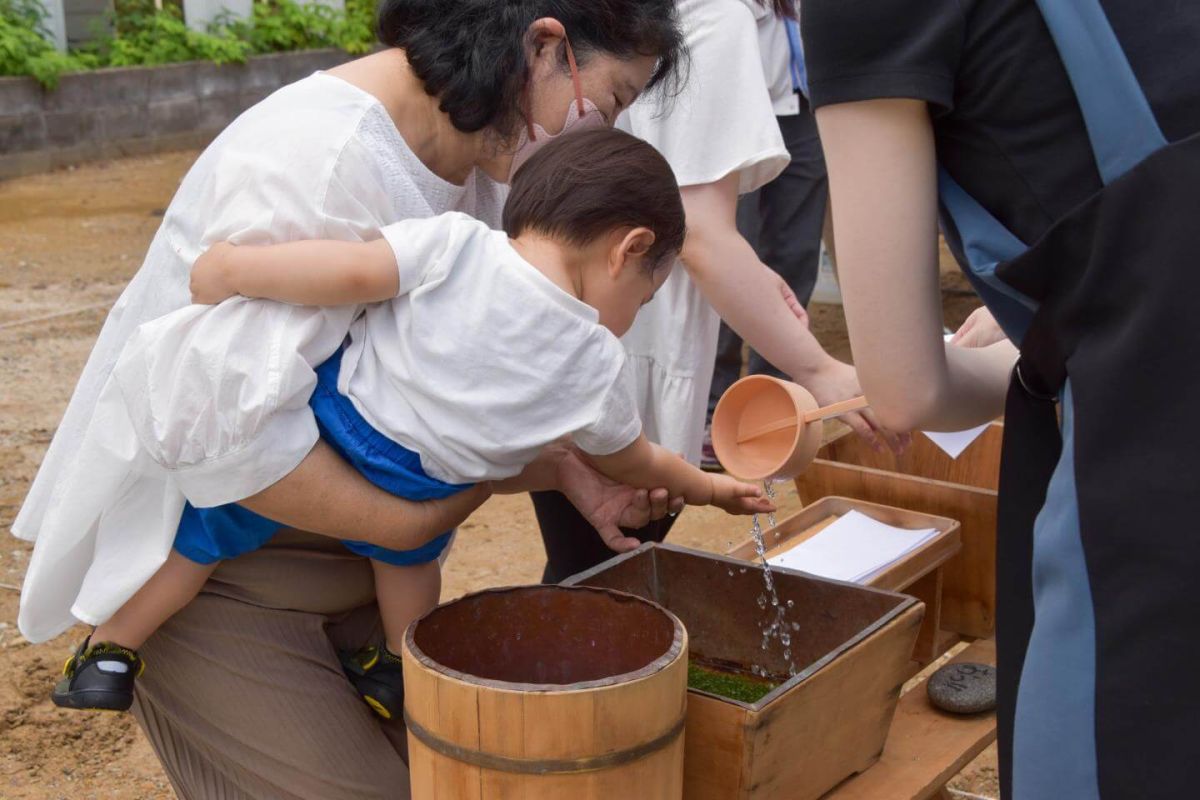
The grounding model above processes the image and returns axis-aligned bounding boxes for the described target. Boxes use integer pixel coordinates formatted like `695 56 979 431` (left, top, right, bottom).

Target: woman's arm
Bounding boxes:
586 434 774 515
679 174 902 450
814 98 1015 432
238 439 492 549
491 441 687 553
191 239 399 306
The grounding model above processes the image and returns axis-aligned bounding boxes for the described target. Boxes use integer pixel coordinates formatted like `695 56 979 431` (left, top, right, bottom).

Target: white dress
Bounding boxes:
14 73 506 643
619 0 789 463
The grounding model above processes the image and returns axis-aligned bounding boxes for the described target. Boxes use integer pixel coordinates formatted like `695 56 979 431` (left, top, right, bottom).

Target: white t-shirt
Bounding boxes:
342 213 640 484
16 73 506 642
618 0 789 463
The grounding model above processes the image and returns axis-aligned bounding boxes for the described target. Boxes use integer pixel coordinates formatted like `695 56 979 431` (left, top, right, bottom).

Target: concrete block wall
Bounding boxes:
0 48 352 180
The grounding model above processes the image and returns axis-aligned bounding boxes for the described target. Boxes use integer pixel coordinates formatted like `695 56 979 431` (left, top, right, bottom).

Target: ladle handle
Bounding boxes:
735 417 798 444
734 396 870 444
802 395 869 423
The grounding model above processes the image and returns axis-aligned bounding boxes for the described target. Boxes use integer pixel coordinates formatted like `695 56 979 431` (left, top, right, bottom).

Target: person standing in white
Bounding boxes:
12 3 692 796
533 0 904 583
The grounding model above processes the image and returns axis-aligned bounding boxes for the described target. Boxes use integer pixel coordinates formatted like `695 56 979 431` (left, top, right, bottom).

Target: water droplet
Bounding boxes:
780 634 791 647
787 599 794 608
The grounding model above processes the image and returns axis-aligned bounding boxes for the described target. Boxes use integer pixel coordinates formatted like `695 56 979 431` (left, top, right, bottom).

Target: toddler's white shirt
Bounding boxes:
343 213 642 483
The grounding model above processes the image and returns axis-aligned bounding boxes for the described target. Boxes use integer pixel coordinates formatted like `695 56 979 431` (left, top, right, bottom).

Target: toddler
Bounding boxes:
51 128 772 719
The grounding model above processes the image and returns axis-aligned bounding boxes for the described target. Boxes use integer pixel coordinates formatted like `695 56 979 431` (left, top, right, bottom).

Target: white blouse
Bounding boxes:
15 73 505 643
619 0 789 463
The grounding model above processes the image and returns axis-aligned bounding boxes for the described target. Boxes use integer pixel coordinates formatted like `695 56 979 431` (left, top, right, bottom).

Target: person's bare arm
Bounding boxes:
679 174 902 451
491 440 686 553
815 99 1015 432
191 239 399 306
586 434 774 515
237 439 492 550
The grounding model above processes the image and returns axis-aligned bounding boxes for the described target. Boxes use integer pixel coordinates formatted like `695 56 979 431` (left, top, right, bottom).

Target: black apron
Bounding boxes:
937 2 1200 796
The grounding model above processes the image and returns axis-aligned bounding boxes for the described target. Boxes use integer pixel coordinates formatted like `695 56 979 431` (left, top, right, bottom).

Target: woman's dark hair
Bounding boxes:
378 0 686 137
502 128 686 269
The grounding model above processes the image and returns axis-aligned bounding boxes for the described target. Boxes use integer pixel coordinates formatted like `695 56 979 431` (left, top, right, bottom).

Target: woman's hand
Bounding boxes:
802 357 910 454
556 447 685 553
190 242 241 305
951 306 1008 349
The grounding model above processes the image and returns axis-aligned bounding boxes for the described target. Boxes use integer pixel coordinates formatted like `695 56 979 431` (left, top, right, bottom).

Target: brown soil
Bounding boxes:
0 152 994 798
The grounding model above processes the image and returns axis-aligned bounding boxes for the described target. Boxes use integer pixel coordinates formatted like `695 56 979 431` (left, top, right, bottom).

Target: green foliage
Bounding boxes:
222 0 377 57
2 0 378 89
0 0 89 88
86 0 251 67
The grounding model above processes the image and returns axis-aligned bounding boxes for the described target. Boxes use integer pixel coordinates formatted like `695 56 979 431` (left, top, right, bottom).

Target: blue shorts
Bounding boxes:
173 350 473 567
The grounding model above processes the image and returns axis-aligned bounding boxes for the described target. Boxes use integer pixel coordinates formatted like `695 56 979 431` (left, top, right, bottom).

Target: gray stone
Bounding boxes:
242 56 282 90
927 662 996 715
196 93 246 134
147 99 200 136
147 63 196 103
97 105 150 141
194 62 242 100
238 86 276 109
0 113 47 153
43 109 101 148
0 78 46 115
45 68 150 112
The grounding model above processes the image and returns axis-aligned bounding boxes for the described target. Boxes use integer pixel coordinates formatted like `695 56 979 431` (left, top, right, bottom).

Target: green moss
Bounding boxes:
687 662 778 704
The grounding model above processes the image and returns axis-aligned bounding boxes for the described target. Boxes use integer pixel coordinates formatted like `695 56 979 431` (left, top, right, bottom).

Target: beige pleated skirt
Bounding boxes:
131 529 411 799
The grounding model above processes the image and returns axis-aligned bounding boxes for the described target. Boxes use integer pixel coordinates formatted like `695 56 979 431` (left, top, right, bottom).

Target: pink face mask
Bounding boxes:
509 37 606 180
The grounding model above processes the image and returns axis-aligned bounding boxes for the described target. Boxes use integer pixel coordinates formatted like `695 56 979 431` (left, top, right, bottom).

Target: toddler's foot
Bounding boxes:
340 645 404 721
51 637 144 712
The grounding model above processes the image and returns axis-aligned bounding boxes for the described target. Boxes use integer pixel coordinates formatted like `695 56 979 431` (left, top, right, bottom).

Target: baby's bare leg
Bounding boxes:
93 551 217 650
371 559 441 654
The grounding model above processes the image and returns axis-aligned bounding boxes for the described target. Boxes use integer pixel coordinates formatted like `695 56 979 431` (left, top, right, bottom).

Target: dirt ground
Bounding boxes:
0 152 996 799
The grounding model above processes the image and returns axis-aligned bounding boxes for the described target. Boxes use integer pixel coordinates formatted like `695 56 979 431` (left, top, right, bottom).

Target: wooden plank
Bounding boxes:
744 603 926 800
907 569 943 667
682 693 750 800
821 639 998 800
819 424 1002 491
798 466 997 638
726 497 961 595
799 425 1002 639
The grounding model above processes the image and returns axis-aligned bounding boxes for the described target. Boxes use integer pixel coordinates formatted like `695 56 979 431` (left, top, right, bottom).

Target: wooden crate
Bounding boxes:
725 497 961 668
564 543 924 800
796 424 1001 638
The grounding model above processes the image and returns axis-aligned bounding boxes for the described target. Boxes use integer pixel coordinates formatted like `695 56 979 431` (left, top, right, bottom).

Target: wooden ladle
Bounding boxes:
712 375 870 481
735 396 870 443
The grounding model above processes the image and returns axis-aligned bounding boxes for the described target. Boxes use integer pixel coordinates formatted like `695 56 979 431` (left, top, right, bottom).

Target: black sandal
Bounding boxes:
51 636 144 712
340 644 405 721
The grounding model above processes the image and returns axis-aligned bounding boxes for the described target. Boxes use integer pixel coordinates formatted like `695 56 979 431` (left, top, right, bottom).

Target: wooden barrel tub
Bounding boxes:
401 585 688 799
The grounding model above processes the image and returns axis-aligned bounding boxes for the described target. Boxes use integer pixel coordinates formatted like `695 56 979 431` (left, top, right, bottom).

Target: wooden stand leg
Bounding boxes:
907 568 944 666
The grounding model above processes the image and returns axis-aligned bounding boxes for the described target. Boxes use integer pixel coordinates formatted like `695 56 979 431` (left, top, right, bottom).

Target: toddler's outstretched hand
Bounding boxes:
191 242 240 305
709 474 776 516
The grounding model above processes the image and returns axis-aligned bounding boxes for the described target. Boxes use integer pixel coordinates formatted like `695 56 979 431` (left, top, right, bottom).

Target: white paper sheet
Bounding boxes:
918 333 990 458
922 425 990 459
767 510 939 584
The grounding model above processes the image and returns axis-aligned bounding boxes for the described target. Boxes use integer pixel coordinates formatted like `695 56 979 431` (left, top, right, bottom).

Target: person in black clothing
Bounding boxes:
801 0 1200 796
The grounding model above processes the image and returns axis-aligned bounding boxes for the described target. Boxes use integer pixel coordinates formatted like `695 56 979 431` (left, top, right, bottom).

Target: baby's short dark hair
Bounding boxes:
502 128 686 269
